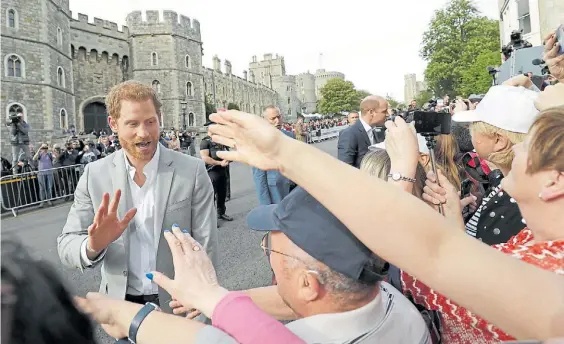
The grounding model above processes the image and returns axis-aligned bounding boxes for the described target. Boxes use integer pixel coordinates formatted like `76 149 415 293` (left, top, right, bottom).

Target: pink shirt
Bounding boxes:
212 291 304 344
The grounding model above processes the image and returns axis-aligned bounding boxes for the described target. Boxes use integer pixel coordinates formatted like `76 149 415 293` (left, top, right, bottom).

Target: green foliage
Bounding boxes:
227 102 240 111
205 94 216 120
421 0 500 96
385 95 401 109
459 50 499 97
356 89 371 101
318 79 361 115
414 90 435 108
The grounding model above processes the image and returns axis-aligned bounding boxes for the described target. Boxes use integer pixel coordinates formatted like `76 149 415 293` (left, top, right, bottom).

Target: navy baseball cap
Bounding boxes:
246 187 388 283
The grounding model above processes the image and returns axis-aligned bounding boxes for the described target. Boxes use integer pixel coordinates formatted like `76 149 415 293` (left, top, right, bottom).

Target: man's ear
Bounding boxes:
108 116 118 133
297 272 321 303
539 172 564 201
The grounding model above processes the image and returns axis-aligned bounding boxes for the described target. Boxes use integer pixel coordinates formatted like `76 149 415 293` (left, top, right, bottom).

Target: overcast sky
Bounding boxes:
69 0 498 102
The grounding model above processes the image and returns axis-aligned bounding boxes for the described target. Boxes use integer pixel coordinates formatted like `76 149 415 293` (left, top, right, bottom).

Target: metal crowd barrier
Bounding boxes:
0 164 85 217
310 125 348 143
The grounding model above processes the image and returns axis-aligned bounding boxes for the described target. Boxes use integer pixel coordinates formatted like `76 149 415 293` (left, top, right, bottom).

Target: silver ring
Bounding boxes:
192 245 201 252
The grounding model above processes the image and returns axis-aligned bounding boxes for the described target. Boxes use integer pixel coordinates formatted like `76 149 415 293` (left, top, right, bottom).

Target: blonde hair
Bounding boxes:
105 81 162 120
360 149 427 200
434 134 463 191
527 108 564 174
470 121 527 170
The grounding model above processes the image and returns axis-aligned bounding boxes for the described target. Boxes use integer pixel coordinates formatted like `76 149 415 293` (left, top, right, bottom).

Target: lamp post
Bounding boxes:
180 100 187 130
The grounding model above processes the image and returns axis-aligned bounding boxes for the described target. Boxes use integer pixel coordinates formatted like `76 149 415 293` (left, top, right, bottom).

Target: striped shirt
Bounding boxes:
465 185 502 238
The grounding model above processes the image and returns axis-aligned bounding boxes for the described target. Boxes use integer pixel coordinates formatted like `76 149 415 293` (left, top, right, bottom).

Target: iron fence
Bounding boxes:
0 164 84 217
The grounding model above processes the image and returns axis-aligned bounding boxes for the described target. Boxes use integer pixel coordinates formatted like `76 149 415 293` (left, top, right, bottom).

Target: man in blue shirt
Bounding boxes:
252 106 295 205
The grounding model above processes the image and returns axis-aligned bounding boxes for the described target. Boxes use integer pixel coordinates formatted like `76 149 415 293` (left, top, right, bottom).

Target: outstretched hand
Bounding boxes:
149 225 228 318
207 110 291 171
543 31 564 82
87 190 137 254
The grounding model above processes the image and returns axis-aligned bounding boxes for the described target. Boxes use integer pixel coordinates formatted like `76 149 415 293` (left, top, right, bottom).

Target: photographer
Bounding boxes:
9 112 30 174
200 123 233 224
32 143 54 207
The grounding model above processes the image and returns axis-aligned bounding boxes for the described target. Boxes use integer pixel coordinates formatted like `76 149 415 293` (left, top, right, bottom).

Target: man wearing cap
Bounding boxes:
242 187 431 343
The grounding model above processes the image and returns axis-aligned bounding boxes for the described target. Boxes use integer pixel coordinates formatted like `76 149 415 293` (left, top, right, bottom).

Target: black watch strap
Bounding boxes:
128 302 159 343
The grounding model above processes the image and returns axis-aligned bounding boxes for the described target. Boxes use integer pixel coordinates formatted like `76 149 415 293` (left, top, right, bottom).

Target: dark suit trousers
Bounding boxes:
208 168 227 215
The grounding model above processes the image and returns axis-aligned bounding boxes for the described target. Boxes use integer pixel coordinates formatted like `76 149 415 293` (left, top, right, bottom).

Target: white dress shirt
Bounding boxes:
359 117 375 145
80 144 161 296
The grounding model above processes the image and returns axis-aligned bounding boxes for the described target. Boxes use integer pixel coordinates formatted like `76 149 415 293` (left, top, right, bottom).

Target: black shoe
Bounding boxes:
218 214 233 221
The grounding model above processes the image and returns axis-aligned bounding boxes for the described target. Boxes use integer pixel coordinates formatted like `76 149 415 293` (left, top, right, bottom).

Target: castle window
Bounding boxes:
60 109 68 129
152 80 161 94
186 82 193 97
151 52 158 66
6 9 17 29
287 97 291 105
5 54 24 78
6 103 27 122
188 112 194 126
57 27 63 46
185 55 191 69
57 67 65 87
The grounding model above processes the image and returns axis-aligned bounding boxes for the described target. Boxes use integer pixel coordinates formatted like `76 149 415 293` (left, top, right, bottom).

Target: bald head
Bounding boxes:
263 105 282 129
360 96 388 126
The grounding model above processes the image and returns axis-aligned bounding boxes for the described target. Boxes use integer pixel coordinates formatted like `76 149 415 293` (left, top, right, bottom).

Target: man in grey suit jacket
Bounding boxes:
57 81 218 314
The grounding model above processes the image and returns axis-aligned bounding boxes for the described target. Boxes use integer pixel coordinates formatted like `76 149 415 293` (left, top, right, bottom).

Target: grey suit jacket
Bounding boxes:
57 147 218 313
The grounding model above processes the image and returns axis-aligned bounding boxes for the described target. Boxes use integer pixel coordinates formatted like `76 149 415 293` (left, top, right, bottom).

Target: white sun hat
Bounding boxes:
451 85 539 133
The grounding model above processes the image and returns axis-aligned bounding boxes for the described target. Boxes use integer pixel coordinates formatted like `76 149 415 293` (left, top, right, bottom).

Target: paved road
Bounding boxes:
1 139 337 343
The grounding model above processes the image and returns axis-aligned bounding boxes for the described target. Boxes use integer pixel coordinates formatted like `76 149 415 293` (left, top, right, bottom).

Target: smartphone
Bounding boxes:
460 179 473 199
556 24 564 56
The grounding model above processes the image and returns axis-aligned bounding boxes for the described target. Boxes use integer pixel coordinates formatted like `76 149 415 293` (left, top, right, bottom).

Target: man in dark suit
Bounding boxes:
337 95 389 168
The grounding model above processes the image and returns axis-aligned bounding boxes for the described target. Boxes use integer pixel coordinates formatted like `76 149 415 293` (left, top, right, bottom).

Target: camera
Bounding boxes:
413 111 452 136
7 114 20 125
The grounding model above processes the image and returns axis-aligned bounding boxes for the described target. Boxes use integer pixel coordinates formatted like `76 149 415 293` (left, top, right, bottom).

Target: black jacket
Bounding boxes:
337 120 384 168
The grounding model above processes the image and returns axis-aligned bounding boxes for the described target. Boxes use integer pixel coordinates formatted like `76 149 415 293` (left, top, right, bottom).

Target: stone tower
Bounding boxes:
1 0 75 142
295 72 316 113
126 10 204 128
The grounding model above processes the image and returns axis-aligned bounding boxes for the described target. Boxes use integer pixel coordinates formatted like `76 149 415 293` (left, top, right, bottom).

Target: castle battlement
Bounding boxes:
125 10 201 40
71 12 129 38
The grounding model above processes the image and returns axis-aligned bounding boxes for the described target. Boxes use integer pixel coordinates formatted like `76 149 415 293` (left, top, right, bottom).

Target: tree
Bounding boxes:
318 79 361 115
205 94 216 121
385 95 401 109
459 50 499 97
420 0 500 96
414 89 434 108
356 89 371 101
227 102 240 111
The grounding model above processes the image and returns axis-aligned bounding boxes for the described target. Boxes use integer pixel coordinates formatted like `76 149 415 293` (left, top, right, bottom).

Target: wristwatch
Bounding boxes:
128 302 160 343
388 172 416 183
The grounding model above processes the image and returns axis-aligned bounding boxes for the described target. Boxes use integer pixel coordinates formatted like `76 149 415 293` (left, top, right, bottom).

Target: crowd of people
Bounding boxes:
2 30 564 344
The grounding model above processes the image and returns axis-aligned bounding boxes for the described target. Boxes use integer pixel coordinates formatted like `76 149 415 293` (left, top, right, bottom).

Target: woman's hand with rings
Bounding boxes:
148 224 228 318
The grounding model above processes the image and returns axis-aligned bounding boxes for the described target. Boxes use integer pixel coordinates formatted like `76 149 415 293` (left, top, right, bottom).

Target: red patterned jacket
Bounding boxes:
401 228 564 343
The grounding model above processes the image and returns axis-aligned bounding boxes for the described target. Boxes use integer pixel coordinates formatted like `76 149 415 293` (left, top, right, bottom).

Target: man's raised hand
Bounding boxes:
87 190 137 254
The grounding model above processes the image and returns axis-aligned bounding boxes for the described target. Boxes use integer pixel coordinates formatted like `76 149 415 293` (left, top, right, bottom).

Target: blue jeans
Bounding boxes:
38 173 53 201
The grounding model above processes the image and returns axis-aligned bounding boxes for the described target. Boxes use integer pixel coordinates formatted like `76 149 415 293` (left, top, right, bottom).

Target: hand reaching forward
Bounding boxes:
87 190 137 254
149 225 228 318
75 292 139 339
384 116 419 171
207 110 291 171
543 31 564 82
422 170 476 229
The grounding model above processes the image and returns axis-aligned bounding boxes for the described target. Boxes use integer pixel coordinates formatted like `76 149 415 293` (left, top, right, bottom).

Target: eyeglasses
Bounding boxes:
260 233 322 282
